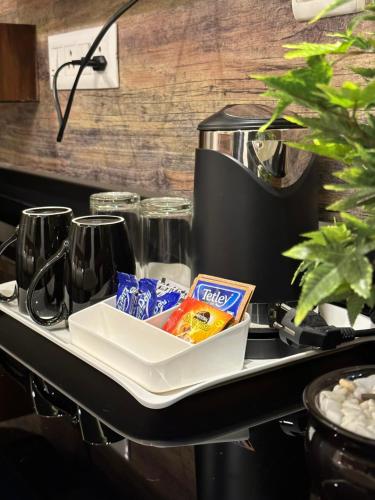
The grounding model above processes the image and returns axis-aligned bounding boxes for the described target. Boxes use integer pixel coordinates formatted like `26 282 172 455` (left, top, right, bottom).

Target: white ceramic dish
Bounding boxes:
1 281 374 409
69 300 250 393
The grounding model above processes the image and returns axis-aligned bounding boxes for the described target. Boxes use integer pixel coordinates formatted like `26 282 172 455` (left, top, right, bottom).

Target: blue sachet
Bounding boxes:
154 290 181 316
116 272 138 315
135 278 158 320
116 273 186 319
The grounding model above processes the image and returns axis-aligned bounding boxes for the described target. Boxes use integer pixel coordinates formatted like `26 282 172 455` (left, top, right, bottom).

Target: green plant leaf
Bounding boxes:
310 0 353 23
347 293 365 325
347 13 375 33
301 230 327 243
351 67 375 79
366 112 375 129
283 244 310 261
334 166 375 186
283 242 328 261
320 223 352 244
360 80 375 108
258 96 293 132
324 183 349 192
283 241 349 265
318 81 360 108
329 188 375 211
252 56 333 112
350 66 375 78
341 254 373 298
351 35 375 51
286 140 354 162
295 262 343 325
291 261 311 285
366 286 375 308
362 239 375 255
324 283 353 303
340 212 371 233
283 115 305 126
326 32 351 39
284 41 352 59
285 113 356 144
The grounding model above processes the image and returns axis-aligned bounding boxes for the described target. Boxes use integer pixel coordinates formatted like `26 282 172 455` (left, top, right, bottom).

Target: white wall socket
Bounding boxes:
48 24 119 90
292 0 366 21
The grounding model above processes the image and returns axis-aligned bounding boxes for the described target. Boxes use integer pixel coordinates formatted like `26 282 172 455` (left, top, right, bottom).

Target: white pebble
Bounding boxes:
333 386 348 396
341 409 362 418
329 392 346 403
339 379 356 391
354 388 365 399
355 378 373 392
342 400 360 411
319 374 375 441
326 409 342 425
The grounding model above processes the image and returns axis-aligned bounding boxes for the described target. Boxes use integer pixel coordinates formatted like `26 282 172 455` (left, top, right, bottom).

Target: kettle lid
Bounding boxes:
198 104 300 132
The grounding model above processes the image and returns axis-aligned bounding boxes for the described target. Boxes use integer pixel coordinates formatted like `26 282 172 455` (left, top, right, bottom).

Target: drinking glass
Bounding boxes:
140 197 192 287
90 192 141 275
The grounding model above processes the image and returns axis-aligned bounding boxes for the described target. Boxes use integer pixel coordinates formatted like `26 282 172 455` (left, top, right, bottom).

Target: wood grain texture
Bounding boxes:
0 0 354 218
0 24 38 101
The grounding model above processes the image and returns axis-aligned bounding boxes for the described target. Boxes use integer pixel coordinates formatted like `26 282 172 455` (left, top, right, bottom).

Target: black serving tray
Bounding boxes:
0 309 374 447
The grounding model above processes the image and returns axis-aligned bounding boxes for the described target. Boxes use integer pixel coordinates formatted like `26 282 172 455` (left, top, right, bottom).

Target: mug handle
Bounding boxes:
0 229 18 302
27 240 70 327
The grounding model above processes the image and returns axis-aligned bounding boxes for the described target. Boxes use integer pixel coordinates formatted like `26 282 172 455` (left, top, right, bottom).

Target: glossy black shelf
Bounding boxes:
0 310 374 447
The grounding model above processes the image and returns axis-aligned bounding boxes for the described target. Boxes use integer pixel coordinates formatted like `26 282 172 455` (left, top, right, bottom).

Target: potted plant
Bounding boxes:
252 0 375 326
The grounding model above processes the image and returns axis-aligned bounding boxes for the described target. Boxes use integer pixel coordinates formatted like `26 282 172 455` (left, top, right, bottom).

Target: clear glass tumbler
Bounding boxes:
90 192 141 275
140 197 192 287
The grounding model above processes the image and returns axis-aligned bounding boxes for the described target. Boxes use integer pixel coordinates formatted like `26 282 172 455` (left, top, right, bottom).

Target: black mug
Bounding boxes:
0 206 73 315
27 215 135 327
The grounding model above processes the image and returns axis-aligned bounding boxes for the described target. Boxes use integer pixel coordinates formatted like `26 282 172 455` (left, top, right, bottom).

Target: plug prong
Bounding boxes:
280 303 292 312
273 322 296 336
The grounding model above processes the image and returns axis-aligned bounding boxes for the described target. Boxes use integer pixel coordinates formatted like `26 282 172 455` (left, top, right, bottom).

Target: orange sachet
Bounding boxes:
163 297 233 344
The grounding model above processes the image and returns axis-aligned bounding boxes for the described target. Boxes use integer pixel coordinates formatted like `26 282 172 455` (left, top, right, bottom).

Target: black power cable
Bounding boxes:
275 304 375 350
56 0 139 142
53 62 74 126
53 56 107 126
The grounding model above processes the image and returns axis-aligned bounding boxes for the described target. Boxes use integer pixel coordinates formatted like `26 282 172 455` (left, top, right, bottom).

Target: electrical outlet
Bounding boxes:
48 24 119 90
292 0 366 21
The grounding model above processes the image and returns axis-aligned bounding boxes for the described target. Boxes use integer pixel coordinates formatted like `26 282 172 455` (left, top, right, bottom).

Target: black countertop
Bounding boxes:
1 311 374 500
1 168 374 499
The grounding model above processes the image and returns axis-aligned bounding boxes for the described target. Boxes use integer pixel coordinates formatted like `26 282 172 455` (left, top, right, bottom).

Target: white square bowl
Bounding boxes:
68 301 249 393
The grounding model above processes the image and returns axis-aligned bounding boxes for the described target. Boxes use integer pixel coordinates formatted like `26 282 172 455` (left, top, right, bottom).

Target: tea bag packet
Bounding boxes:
163 297 233 344
189 274 255 323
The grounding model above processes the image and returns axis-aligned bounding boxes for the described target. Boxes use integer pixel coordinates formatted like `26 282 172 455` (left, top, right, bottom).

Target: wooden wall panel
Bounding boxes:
0 24 38 102
0 0 352 218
